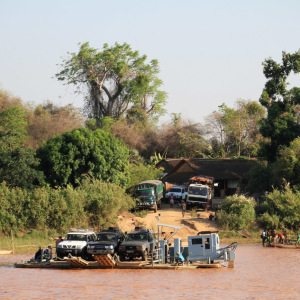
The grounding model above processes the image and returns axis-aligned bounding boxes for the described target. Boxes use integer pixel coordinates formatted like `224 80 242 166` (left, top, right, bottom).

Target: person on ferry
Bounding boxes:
175 249 185 265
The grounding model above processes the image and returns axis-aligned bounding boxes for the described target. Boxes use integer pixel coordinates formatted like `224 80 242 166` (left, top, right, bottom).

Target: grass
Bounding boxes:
190 209 198 218
0 229 61 254
219 229 264 245
133 210 148 218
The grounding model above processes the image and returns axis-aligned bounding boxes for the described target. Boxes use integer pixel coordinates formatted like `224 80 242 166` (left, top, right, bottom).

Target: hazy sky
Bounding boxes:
1 0 300 124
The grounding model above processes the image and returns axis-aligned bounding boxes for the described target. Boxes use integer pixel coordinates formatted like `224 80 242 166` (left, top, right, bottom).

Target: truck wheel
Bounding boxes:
142 250 148 261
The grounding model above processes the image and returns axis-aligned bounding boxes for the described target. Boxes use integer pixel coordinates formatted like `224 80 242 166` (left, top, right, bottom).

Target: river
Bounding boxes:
0 245 299 299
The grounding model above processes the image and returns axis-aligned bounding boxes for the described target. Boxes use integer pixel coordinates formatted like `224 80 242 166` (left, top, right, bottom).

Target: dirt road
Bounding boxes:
117 203 219 243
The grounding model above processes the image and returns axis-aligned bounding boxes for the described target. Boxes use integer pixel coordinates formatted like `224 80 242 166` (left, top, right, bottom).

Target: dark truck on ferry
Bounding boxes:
87 227 125 256
134 180 164 212
118 226 158 261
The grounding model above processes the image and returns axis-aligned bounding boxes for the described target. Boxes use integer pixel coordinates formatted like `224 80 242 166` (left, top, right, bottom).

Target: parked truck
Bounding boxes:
186 176 214 209
134 180 164 212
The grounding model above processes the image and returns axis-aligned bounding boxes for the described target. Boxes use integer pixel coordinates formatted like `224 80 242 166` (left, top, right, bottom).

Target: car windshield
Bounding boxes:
66 234 87 241
138 197 154 202
97 233 118 242
169 188 182 193
125 233 148 241
136 190 153 196
189 186 208 196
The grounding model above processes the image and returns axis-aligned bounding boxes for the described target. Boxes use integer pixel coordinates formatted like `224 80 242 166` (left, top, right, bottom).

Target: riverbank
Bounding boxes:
0 203 263 254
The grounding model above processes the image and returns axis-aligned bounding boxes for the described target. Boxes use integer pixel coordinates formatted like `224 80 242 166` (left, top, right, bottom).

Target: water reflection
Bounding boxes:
0 245 299 299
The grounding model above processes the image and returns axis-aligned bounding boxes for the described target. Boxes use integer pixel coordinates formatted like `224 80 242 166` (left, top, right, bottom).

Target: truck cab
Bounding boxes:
135 188 157 211
186 184 211 209
134 180 163 212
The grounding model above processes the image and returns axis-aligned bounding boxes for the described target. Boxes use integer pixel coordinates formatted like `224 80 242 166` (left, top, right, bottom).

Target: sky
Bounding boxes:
1 0 300 124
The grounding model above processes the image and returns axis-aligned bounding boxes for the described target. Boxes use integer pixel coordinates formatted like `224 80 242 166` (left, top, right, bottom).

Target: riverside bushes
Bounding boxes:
217 194 256 231
0 178 135 236
256 187 300 231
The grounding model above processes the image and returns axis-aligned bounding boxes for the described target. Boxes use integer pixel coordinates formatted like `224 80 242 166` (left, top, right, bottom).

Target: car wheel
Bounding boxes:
87 254 94 261
142 250 148 261
81 247 88 260
119 255 125 262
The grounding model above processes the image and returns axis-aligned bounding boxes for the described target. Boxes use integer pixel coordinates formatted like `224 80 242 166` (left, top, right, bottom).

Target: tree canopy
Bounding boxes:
271 136 300 189
36 128 129 187
204 100 265 158
259 50 300 161
0 147 45 189
0 106 28 151
56 42 167 123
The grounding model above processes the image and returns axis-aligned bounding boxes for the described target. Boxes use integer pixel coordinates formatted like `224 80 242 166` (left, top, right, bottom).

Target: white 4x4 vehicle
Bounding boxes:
165 186 188 202
56 228 97 260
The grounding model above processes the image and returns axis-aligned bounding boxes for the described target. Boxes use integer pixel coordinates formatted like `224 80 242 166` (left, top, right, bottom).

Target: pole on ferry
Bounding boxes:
156 213 160 241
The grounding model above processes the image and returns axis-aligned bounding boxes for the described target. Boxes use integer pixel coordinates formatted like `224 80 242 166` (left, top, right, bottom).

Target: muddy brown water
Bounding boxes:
0 245 300 299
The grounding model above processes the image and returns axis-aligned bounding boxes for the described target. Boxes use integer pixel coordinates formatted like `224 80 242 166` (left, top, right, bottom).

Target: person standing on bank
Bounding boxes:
181 200 186 218
261 229 266 246
170 194 174 208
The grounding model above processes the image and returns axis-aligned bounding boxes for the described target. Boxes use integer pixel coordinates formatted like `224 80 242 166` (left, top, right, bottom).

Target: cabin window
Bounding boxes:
192 238 202 245
205 238 210 249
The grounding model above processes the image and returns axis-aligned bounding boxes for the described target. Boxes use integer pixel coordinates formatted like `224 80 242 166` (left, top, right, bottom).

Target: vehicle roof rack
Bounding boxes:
100 227 121 232
197 231 219 235
134 226 147 232
69 228 94 233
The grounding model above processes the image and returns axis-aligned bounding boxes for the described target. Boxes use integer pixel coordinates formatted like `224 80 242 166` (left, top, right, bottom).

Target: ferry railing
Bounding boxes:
151 248 163 265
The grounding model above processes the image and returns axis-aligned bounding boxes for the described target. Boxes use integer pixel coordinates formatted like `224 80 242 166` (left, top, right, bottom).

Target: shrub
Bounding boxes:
256 187 300 230
0 177 136 236
80 177 136 229
190 209 197 218
133 210 148 218
217 194 256 231
37 128 129 188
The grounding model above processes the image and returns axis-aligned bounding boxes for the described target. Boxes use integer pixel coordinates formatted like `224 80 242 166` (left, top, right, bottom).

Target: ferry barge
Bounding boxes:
15 227 237 270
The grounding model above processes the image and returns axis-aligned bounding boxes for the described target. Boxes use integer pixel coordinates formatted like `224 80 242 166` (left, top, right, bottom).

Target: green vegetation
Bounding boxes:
256 187 300 231
190 209 198 218
0 147 45 189
1 47 300 241
0 234 57 255
0 178 135 236
133 210 148 218
217 195 256 231
0 106 28 151
259 50 300 162
36 128 129 188
56 42 167 123
126 162 162 194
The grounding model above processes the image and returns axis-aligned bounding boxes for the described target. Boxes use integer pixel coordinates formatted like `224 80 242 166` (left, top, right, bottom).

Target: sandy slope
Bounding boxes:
117 203 219 243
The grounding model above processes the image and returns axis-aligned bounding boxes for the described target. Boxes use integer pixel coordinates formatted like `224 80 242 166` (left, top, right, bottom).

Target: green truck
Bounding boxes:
134 180 164 212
